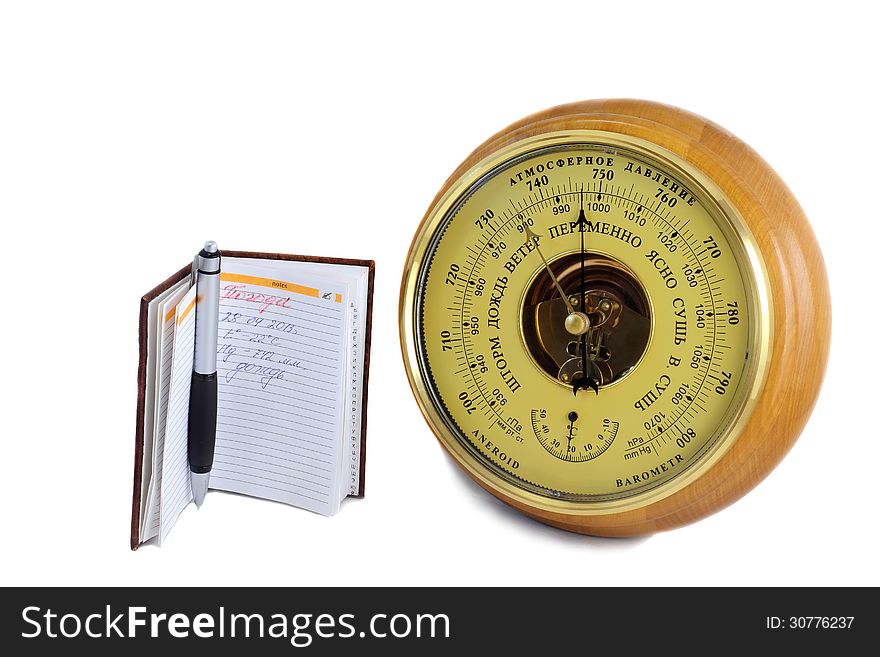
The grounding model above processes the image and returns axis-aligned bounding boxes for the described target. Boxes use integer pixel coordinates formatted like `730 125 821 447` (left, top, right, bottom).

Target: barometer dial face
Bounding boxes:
401 101 828 535
407 133 769 509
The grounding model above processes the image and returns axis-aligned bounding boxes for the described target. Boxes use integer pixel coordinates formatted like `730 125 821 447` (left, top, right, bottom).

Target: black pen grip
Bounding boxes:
188 372 218 474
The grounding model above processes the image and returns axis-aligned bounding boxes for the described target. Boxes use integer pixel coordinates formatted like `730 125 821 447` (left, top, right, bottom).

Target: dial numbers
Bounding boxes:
532 410 619 462
418 142 756 501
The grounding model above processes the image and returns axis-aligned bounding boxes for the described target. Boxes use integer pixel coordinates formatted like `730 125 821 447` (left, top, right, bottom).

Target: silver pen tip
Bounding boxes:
203 240 218 254
191 472 210 508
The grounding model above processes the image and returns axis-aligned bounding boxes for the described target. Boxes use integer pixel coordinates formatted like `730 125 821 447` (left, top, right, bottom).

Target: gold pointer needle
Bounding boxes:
522 222 576 316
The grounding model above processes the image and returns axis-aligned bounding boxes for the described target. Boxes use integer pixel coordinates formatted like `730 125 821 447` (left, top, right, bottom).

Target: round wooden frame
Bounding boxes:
400 100 829 536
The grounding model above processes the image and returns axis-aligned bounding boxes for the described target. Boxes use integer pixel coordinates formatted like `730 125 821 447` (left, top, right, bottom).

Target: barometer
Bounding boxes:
400 100 829 536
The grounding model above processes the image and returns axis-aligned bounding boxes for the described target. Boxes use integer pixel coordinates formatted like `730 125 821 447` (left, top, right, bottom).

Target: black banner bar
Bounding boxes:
1 587 873 654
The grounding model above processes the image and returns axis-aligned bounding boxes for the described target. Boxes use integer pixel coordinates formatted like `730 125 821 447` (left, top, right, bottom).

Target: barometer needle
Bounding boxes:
567 411 577 451
573 186 599 395
521 222 576 316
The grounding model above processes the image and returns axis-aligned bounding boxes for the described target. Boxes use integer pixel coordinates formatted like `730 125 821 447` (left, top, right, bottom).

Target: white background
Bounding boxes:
1 1 877 587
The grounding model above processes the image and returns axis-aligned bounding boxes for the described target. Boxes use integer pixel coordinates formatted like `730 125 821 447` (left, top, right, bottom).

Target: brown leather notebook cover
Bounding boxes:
131 252 375 550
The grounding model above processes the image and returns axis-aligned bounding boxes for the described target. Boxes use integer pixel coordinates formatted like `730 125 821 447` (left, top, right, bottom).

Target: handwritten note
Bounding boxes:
209 263 347 516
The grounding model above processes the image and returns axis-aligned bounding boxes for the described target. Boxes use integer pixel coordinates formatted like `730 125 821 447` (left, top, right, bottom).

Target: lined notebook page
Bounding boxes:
141 282 189 540
233 259 369 498
210 263 347 516
139 290 162 539
159 285 197 543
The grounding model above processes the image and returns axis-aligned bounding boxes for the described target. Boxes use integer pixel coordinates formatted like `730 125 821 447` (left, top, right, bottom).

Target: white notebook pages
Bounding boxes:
140 280 188 541
137 256 370 546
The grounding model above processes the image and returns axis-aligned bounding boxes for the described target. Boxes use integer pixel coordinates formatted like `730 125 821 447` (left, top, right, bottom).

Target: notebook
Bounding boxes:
131 251 374 549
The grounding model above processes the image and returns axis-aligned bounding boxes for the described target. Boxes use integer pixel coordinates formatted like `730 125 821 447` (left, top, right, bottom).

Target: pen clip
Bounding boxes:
191 253 199 287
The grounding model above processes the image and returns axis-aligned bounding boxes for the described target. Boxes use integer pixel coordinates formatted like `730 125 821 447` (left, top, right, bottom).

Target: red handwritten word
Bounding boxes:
222 284 291 314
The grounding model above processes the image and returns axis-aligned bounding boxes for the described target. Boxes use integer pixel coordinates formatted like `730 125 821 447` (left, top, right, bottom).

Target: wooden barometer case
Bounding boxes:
400 100 829 536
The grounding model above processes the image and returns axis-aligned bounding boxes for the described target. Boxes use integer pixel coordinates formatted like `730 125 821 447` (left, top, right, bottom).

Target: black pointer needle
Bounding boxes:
573 186 598 395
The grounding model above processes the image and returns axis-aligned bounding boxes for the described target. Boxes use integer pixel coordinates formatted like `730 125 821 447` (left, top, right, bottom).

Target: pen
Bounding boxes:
188 240 221 507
